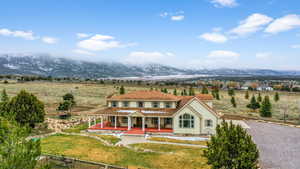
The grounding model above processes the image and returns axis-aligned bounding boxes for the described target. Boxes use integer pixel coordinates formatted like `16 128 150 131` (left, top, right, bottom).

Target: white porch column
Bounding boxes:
127 116 131 130
158 117 161 131
100 116 103 128
88 117 91 128
142 117 145 131
114 116 117 129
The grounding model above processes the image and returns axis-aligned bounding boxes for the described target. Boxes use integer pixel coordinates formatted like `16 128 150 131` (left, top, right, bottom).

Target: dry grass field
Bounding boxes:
1 81 299 123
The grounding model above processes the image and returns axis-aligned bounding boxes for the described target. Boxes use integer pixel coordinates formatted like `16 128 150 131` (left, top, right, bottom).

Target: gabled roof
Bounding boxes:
107 90 213 101
107 90 180 101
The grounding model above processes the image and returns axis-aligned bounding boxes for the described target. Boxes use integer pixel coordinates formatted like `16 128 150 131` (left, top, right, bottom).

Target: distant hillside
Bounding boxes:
0 54 299 78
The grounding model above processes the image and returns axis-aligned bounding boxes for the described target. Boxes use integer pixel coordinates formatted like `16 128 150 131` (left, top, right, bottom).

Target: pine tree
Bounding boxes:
231 96 237 108
245 90 249 99
204 121 259 169
1 89 9 102
274 92 280 102
183 89 187 96
119 85 125 94
260 96 272 117
173 89 177 96
5 90 45 128
228 89 235 96
201 86 209 94
215 92 220 100
247 95 260 111
188 87 195 96
257 93 262 102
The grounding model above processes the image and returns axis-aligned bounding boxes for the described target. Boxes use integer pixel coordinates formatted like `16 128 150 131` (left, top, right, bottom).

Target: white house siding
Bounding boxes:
173 106 202 135
173 99 219 135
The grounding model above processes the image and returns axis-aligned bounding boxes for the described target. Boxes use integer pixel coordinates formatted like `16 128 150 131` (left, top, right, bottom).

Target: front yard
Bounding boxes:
41 134 210 169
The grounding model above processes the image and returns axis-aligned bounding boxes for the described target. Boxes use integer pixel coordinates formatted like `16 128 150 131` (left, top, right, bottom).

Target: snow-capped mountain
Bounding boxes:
0 54 299 78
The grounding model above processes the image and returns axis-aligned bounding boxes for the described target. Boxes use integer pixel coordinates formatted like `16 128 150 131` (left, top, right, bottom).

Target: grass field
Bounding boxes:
41 134 210 169
1 82 299 123
148 137 208 146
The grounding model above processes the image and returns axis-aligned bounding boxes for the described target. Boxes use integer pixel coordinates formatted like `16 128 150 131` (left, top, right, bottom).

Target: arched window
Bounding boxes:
179 113 194 128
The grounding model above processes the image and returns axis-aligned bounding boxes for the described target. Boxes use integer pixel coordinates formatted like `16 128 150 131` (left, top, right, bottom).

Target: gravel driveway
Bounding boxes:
246 121 300 169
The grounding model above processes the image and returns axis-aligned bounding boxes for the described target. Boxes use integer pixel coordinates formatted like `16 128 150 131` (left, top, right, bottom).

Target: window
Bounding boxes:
122 117 128 123
165 102 172 108
152 101 159 108
179 114 194 128
205 120 213 127
112 101 118 107
138 101 144 108
151 118 158 124
123 101 129 107
164 118 172 125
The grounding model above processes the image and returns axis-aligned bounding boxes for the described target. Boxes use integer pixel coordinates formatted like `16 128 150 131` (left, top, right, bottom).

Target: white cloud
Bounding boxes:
41 37 58 44
0 28 37 40
208 50 240 59
230 13 273 36
77 34 127 51
199 32 228 43
124 51 174 64
171 15 185 21
72 49 95 56
265 14 300 34
210 0 238 8
291 44 300 48
256 52 272 59
76 33 91 39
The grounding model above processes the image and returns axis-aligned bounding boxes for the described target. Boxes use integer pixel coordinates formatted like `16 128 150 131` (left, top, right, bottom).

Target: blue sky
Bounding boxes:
0 0 300 70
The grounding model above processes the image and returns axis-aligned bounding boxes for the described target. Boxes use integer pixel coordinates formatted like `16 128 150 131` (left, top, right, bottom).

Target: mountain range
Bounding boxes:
0 54 300 79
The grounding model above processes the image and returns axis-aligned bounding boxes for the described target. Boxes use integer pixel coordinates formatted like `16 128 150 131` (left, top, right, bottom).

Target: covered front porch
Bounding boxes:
88 115 173 134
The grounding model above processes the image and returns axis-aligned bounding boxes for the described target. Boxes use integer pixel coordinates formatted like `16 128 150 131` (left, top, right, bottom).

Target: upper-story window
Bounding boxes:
205 119 213 127
152 101 159 108
165 102 172 108
138 101 144 108
179 113 194 128
112 101 118 107
123 101 129 107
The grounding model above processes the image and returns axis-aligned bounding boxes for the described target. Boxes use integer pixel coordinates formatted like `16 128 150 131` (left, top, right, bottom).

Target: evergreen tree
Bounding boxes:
164 88 168 93
260 96 272 117
183 89 187 96
231 96 237 108
247 95 260 111
5 90 45 128
173 89 177 96
274 92 280 102
215 92 220 100
188 87 195 96
228 89 235 96
119 85 125 94
0 117 43 169
1 89 9 102
58 93 76 112
245 90 249 99
257 93 262 102
204 121 259 169
201 86 209 94
62 93 76 106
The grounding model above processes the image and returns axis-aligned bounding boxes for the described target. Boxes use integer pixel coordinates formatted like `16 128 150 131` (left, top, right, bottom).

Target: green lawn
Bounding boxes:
88 134 121 145
41 134 210 169
148 137 208 146
62 122 88 133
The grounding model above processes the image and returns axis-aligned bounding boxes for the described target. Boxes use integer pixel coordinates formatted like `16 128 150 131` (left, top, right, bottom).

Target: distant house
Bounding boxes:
257 86 274 91
89 90 221 135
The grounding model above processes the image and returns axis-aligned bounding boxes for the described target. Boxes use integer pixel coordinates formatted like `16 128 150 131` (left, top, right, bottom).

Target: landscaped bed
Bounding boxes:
88 133 121 145
41 134 210 169
148 136 208 146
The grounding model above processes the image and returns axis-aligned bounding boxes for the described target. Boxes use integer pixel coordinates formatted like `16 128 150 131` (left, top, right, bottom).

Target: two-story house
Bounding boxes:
90 90 221 135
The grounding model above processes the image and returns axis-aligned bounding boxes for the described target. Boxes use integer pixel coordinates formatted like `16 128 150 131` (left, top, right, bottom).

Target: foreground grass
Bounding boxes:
88 134 121 145
148 137 208 146
41 134 210 169
62 123 88 133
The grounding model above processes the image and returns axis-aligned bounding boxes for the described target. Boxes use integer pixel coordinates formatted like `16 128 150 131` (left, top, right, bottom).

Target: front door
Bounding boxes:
135 117 142 128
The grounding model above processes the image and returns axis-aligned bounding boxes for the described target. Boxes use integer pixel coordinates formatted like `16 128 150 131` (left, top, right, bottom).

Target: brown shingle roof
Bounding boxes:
96 107 176 117
107 90 180 101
